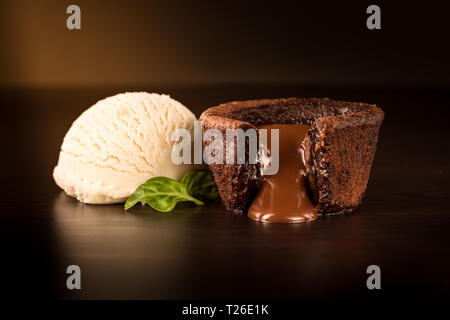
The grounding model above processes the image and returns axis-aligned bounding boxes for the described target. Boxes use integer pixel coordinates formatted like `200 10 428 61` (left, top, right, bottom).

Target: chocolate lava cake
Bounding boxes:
200 98 384 215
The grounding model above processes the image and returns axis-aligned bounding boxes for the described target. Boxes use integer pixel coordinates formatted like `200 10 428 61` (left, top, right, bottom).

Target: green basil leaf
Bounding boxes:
124 176 204 212
180 169 219 202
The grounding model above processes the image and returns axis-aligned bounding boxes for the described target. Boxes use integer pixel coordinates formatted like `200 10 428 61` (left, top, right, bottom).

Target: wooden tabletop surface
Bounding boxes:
1 85 449 300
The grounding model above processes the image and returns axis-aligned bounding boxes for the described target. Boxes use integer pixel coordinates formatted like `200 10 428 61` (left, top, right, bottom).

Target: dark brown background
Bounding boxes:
1 0 449 87
1 0 450 302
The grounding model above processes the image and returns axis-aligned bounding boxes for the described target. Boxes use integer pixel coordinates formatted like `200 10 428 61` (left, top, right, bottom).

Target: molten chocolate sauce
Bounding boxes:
248 124 317 223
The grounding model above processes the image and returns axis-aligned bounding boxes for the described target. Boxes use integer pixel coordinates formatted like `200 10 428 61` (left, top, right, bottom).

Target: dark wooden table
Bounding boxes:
1 85 449 300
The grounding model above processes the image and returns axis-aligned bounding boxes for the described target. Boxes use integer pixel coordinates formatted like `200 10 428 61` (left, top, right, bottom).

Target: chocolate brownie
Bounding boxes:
200 98 384 215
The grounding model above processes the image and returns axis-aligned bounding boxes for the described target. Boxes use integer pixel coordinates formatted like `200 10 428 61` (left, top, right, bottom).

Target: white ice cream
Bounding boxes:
53 92 196 204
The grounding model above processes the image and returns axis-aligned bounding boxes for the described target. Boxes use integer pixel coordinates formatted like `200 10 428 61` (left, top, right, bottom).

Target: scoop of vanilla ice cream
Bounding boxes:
53 92 196 204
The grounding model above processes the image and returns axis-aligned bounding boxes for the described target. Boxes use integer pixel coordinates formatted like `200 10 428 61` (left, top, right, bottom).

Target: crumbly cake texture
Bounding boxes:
200 98 384 215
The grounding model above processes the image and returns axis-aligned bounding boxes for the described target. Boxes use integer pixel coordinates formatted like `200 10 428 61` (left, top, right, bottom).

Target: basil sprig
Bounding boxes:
124 169 219 212
180 169 219 202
